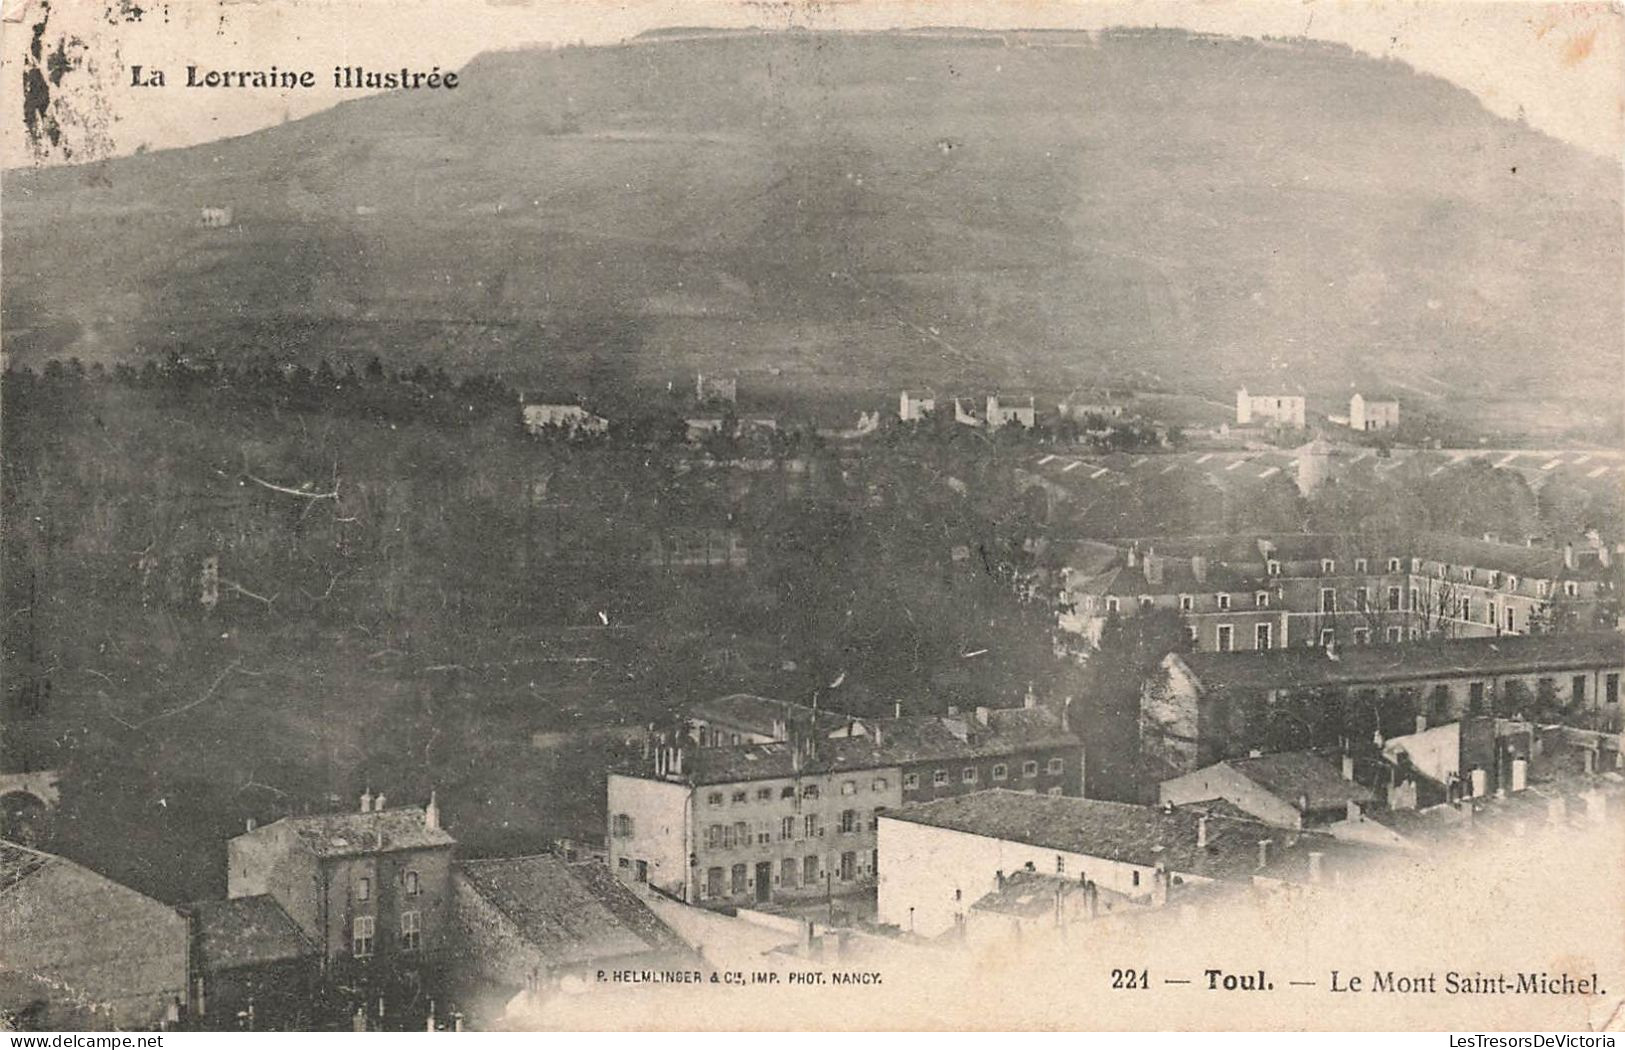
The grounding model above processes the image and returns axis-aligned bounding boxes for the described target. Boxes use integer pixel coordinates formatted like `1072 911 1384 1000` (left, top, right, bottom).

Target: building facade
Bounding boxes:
1348 393 1399 432
1235 388 1305 428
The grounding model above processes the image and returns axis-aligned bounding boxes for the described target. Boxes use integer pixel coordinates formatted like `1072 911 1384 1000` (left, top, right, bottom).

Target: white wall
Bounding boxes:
607 774 692 899
876 816 1189 939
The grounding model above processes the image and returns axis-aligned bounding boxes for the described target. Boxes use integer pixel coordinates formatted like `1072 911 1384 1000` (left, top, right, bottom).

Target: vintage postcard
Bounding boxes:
1 0 1622 1033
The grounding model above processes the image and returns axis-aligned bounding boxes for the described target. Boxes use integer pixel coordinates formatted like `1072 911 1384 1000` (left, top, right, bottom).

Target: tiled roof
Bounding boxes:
191 895 314 971
0 839 53 895
1177 632 1624 692
969 869 1135 919
883 790 1365 884
1227 753 1375 810
457 855 688 964
246 806 456 859
688 694 850 735
650 709 1077 786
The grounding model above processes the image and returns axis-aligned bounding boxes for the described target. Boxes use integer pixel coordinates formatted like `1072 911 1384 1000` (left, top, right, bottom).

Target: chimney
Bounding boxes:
1340 753 1355 781
1308 851 1324 884
1583 748 1597 775
1190 555 1208 584
1151 866 1170 907
894 700 903 719
1469 768 1488 798
1024 683 1038 709
425 790 440 830
1510 757 1528 792
1415 714 1428 735
1256 839 1273 870
1126 544 1138 569
1563 542 1576 570
1196 815 1209 850
245 817 256 833
995 869 1006 891
360 790 373 814
1144 552 1164 587
374 793 386 812
975 706 991 727
673 747 685 776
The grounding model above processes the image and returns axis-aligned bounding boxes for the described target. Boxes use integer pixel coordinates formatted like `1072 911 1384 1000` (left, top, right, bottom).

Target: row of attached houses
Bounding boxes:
607 701 1081 907
1141 631 1625 776
1060 531 1618 653
3 795 693 1031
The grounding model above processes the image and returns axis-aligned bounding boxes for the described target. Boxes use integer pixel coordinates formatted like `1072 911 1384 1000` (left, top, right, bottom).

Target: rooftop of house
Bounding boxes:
969 868 1137 920
1080 560 1262 597
0 839 53 895
688 693 852 736
1410 533 1614 583
189 895 314 971
882 790 1365 884
631 707 1076 786
456 855 689 964
1366 770 1623 847
238 804 456 859
1174 632 1624 693
1225 752 1376 811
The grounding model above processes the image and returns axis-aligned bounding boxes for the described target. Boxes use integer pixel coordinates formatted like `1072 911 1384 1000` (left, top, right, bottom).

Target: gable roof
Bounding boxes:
1226 753 1375 810
240 806 456 859
882 790 1365 884
190 895 314 971
1175 632 1624 693
456 855 688 964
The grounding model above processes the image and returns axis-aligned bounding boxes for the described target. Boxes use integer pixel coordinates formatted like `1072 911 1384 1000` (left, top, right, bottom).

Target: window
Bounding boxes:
1537 580 1550 597
801 785 819 800
1463 567 1475 583
1185 625 1199 645
903 773 919 790
840 809 858 834
781 857 798 887
734 821 748 846
1022 760 1038 777
1387 558 1401 573
757 829 771 845
962 767 977 784
1355 558 1368 574
1437 564 1447 579
803 855 819 884
1489 572 1501 588
1486 602 1497 626
1255 591 1270 607
731 864 747 895
400 911 420 952
1047 786 1064 797
707 824 724 848
1106 597 1119 613
1131 871 1141 888
933 769 949 786
612 814 633 838
1046 757 1064 775
781 786 796 799
872 778 888 792
992 763 1008 781
708 792 724 806
1505 606 1516 632
705 867 723 897
1356 587 1369 611
618 857 630 869
1573 675 1588 703
1138 595 1154 609
841 781 857 796
352 916 375 958
356 877 371 902
1460 597 1472 621
1320 628 1335 647
1564 581 1579 597
781 816 795 840
1216 593 1231 611
756 787 772 801
1255 623 1272 650
405 871 420 896
1321 559 1335 574
1469 682 1486 713
1320 588 1336 613
1386 626 1402 643
840 851 856 881
1179 595 1193 612
1352 628 1370 646
1606 673 1619 705
803 814 820 838
731 790 748 804
1507 575 1519 592
1216 624 1233 652
1387 587 1401 611
1409 587 1419 611
1267 560 1281 576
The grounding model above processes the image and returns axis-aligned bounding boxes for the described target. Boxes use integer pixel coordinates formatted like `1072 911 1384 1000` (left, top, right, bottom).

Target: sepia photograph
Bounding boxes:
0 0 1622 1034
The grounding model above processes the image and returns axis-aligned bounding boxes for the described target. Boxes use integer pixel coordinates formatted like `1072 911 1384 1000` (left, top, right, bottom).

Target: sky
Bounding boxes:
2 0 1621 166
